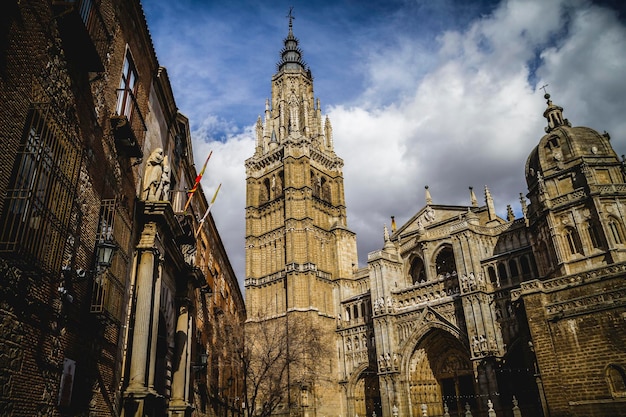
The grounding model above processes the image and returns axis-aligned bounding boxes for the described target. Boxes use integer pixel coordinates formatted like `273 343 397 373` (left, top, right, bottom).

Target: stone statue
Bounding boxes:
157 155 170 200
142 148 166 201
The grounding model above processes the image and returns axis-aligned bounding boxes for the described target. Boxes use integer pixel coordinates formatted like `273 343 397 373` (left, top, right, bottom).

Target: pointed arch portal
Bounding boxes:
353 372 381 417
407 329 476 417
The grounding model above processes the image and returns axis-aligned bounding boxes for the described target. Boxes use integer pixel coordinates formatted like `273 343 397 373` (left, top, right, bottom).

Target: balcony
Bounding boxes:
53 0 110 72
110 91 146 158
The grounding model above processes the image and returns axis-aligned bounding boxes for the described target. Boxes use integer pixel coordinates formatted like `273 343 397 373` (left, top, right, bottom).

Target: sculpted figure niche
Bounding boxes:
142 148 170 201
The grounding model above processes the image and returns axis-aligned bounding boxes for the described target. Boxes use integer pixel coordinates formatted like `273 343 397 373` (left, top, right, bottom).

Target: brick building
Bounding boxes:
0 1 244 417
244 18 626 417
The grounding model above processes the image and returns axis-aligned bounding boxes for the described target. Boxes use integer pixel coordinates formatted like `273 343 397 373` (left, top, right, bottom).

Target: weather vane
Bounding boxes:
287 6 295 25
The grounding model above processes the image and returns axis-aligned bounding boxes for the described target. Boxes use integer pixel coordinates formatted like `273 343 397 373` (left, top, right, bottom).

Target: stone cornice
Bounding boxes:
511 263 626 319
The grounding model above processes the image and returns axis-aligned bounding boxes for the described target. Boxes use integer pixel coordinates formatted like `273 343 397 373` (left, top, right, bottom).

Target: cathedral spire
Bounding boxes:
277 7 307 72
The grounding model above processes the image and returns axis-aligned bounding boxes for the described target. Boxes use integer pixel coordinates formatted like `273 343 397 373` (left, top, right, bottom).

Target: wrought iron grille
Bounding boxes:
91 270 124 321
54 0 111 65
0 106 80 273
90 198 130 321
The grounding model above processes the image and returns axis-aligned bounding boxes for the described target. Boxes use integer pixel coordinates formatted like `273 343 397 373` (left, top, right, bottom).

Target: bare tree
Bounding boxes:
240 314 331 417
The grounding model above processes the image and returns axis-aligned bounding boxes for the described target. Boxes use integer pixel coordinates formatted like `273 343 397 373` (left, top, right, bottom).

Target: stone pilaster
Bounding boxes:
169 298 193 417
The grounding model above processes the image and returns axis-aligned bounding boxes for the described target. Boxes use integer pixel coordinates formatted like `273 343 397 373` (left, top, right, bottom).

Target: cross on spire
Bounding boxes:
287 6 295 27
540 84 549 95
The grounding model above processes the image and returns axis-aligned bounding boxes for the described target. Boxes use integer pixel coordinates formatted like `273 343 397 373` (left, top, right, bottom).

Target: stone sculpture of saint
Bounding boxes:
157 155 170 201
142 148 165 201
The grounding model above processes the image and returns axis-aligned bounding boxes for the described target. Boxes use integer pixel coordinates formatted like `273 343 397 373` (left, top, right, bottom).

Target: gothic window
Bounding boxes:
321 177 331 202
497 263 508 281
488 266 497 285
353 304 359 319
435 246 456 277
260 178 270 204
409 257 426 284
520 256 531 277
116 49 138 118
587 221 602 249
508 260 519 283
606 364 626 398
277 170 284 197
537 241 552 274
564 227 583 255
0 108 80 273
311 171 318 197
608 217 624 245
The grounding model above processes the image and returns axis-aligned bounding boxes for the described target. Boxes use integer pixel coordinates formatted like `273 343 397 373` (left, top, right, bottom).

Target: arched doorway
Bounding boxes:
408 329 475 417
353 372 381 417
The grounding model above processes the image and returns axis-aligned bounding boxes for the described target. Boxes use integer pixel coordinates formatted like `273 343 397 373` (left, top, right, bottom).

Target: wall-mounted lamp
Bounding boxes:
95 238 117 270
193 352 208 372
58 239 118 301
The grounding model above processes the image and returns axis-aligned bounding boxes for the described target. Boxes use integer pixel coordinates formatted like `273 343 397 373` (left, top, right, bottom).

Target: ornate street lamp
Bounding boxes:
95 238 118 270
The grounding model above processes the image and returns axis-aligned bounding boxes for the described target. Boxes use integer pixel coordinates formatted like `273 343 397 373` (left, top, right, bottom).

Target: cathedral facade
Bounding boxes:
245 20 626 417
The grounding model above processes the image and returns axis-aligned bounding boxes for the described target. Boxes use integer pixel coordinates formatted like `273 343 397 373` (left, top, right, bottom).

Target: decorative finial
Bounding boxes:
540 84 549 97
469 186 478 207
506 204 515 221
485 185 496 221
391 216 397 233
519 192 528 218
287 6 295 28
425 185 432 205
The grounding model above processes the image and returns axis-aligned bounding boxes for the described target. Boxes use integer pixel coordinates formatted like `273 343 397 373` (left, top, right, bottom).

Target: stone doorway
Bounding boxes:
408 329 475 417
354 372 381 417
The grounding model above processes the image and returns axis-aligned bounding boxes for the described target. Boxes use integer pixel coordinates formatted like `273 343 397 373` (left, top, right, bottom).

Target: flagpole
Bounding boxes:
184 150 212 212
194 183 222 238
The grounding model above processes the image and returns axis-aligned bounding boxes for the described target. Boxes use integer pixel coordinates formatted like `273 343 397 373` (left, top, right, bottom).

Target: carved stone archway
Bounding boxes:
405 328 475 417
346 364 381 417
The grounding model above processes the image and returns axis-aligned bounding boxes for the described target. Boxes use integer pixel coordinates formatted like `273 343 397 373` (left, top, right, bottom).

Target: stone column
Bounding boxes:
147 260 163 390
169 298 192 416
122 223 162 417
126 223 161 393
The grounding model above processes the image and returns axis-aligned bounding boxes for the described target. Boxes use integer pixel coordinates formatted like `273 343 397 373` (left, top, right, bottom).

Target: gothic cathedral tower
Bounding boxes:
244 16 358 416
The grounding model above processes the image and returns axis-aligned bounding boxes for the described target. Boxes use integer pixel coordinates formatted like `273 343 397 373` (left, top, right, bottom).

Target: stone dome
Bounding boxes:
525 94 616 189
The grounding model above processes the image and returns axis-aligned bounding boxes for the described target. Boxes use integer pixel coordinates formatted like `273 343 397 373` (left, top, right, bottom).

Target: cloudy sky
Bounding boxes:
142 0 626 289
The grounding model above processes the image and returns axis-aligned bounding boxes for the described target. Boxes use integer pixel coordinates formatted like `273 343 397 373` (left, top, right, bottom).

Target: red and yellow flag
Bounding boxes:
184 151 212 211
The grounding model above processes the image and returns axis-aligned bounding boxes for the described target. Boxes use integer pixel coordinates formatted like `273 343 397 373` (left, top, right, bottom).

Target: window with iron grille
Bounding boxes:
0 107 80 273
91 198 130 321
116 49 138 118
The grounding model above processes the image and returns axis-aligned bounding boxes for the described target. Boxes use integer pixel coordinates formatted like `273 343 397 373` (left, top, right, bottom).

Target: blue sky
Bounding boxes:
142 0 626 287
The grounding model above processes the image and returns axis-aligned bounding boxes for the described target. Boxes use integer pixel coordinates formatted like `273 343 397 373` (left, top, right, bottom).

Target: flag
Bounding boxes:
195 183 222 238
184 151 212 212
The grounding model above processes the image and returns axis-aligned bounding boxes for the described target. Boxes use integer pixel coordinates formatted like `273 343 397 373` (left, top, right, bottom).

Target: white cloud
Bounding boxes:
191 118 255 285
330 0 626 265
155 0 626 287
